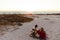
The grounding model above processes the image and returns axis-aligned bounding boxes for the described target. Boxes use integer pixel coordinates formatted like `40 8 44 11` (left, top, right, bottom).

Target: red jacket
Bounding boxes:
37 30 46 39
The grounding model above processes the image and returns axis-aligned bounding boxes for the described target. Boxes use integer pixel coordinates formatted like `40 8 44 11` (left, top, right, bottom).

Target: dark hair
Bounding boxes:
35 25 38 28
41 27 44 31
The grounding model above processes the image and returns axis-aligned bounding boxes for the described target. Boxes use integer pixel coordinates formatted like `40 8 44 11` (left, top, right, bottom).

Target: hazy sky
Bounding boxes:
0 0 60 12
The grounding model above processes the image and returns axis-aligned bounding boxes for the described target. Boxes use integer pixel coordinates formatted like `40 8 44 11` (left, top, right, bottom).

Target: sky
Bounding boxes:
0 0 60 12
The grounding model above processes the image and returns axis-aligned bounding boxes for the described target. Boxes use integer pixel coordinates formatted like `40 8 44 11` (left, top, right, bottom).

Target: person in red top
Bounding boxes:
37 27 46 40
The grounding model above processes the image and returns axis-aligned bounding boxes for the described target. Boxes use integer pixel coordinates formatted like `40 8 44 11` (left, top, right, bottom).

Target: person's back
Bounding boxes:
37 27 46 40
40 30 46 39
40 27 46 40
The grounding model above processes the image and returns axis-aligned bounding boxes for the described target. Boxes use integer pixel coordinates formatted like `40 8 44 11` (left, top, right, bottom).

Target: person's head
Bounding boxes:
41 27 44 31
35 25 38 28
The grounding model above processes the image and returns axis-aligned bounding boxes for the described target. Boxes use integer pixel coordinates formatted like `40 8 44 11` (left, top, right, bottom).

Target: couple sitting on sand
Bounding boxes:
30 25 46 40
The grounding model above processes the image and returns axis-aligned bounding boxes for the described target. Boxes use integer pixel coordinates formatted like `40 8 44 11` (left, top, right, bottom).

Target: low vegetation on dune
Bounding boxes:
0 14 33 26
0 14 33 35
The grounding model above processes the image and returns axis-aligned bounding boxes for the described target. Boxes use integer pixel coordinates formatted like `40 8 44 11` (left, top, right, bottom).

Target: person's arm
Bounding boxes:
37 30 40 34
44 31 47 38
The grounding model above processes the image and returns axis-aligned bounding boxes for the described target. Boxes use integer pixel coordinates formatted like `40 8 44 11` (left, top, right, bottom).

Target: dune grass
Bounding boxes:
0 14 33 26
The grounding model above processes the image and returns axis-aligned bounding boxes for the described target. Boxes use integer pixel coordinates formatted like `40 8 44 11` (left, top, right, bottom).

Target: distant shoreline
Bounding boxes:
34 14 60 15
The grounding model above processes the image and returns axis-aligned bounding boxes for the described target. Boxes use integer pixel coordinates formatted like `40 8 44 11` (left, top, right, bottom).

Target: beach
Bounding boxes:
0 14 60 40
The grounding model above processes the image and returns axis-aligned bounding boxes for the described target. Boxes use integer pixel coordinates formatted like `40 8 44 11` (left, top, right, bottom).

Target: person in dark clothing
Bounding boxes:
30 25 38 38
32 25 38 35
37 27 46 40
30 29 37 38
